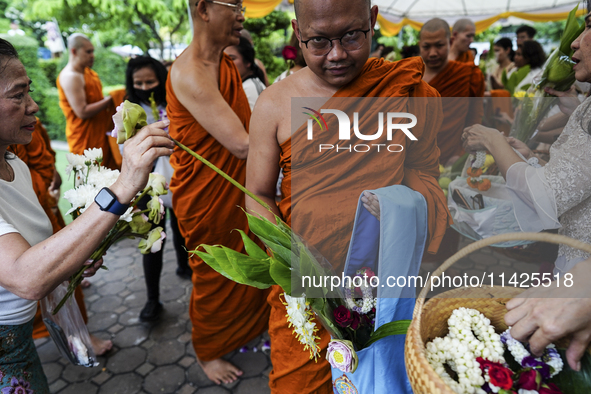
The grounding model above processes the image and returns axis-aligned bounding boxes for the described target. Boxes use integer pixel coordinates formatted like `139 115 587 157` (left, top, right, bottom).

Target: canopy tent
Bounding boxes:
242 0 587 36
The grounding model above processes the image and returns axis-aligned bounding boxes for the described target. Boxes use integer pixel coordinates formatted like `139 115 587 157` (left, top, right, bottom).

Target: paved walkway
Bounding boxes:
35 231 272 394
36 228 545 393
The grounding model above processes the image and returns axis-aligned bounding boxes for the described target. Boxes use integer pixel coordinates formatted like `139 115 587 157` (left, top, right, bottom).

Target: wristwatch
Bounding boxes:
94 187 129 215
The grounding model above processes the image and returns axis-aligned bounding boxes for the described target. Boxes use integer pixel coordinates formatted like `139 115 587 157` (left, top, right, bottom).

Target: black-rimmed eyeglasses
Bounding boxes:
204 0 246 15
300 22 371 56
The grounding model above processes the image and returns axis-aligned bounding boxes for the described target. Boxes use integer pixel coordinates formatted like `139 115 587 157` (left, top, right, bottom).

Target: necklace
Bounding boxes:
0 160 14 182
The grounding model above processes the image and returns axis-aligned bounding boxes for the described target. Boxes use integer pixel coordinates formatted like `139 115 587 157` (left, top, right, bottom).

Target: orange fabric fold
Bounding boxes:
269 57 451 394
166 54 270 361
9 119 87 339
57 68 119 170
427 60 485 164
456 50 475 64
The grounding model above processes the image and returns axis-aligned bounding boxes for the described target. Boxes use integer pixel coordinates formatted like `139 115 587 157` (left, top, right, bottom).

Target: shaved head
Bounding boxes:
452 18 475 34
420 18 450 40
294 0 370 21
67 33 91 50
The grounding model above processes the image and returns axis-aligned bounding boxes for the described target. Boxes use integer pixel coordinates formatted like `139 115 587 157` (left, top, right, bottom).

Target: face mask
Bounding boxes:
135 86 159 103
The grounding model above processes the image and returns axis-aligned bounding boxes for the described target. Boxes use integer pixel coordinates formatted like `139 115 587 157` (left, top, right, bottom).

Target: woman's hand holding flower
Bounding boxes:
462 125 506 153
81 258 104 277
113 120 174 203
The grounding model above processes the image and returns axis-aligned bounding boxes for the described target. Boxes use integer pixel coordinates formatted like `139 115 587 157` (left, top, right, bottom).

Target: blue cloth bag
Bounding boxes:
331 185 428 394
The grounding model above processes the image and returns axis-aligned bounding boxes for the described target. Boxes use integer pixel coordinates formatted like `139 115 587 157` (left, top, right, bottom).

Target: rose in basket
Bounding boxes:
113 104 411 370
424 307 584 394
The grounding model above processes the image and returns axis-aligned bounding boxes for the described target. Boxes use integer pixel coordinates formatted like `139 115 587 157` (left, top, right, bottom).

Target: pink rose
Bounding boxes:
539 383 563 394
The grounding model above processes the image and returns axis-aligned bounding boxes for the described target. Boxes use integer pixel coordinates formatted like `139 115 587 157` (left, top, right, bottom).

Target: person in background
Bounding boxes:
241 29 270 86
57 33 119 170
7 21 25 36
516 24 536 45
401 45 420 59
0 37 174 393
490 37 516 89
224 36 266 111
513 40 546 92
449 18 476 63
462 12 591 371
114 56 191 322
274 32 307 83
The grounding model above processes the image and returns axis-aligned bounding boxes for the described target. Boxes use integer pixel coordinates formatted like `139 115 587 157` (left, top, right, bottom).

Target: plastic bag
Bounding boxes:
40 282 99 367
153 156 174 209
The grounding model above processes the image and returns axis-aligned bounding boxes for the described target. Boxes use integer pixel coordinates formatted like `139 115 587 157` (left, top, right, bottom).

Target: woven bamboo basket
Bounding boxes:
405 232 591 394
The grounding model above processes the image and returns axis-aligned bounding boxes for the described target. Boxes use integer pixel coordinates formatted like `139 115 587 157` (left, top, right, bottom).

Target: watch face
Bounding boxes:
95 188 114 210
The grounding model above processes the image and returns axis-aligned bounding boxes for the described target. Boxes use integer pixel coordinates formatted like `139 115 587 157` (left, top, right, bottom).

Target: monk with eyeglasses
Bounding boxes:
246 0 451 392
166 0 270 385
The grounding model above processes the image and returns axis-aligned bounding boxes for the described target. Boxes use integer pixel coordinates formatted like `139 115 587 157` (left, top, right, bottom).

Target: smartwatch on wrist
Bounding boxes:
94 187 129 215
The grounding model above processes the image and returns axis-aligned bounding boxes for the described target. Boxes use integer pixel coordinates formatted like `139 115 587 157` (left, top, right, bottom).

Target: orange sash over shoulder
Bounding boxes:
268 57 452 394
456 50 475 64
427 60 485 164
57 68 119 170
166 53 270 361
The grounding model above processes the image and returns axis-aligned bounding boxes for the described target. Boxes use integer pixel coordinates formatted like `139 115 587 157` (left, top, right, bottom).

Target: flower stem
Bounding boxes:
171 138 272 213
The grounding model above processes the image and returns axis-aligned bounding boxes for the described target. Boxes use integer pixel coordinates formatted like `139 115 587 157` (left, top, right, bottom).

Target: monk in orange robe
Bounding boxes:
420 18 484 264
166 1 270 385
246 1 451 392
449 18 476 64
420 18 485 166
8 119 113 355
57 33 119 170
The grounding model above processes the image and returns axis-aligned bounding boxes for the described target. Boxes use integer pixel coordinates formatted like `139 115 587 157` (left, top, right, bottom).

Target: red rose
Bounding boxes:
517 369 540 391
350 311 361 330
282 45 297 61
539 383 563 394
488 365 513 390
333 305 354 327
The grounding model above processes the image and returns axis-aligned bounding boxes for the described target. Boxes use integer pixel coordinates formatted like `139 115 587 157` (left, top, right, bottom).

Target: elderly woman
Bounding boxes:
462 17 591 371
0 38 174 392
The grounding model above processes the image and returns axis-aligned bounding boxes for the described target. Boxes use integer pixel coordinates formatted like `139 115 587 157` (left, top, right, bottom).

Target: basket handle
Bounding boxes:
414 232 591 316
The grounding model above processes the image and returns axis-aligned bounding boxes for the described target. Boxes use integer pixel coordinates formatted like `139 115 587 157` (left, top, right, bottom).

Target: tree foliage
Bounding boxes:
8 0 189 58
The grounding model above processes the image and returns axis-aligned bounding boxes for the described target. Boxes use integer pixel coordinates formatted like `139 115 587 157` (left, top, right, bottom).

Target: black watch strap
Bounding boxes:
94 187 129 215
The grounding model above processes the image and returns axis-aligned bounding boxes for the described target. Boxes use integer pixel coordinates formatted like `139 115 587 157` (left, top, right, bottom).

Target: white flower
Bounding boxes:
518 390 538 394
83 148 103 164
282 293 320 360
65 153 86 176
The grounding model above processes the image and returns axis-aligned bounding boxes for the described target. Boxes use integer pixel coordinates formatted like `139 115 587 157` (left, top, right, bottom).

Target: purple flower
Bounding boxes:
522 356 551 380
326 340 358 373
239 346 249 353
1 377 33 394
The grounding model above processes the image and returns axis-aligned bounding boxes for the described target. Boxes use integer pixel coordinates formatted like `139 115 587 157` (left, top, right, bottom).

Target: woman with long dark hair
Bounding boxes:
119 56 191 322
224 36 266 110
490 37 516 89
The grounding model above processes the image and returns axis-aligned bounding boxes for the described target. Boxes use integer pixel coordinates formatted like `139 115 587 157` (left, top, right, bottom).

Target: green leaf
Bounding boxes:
236 230 269 260
195 245 239 282
269 258 292 294
364 320 411 348
246 212 291 249
549 349 591 393
451 153 469 174
221 247 274 289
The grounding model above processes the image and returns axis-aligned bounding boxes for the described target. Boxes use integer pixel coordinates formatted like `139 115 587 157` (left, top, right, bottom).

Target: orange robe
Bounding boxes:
269 57 452 394
57 67 119 170
425 61 484 262
166 54 270 361
9 119 88 339
427 60 485 165
456 50 475 64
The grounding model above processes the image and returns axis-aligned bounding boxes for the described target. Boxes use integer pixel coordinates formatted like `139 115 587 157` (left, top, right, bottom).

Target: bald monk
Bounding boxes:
449 18 476 63
246 1 451 392
166 0 270 385
8 119 113 355
420 18 485 166
57 33 119 170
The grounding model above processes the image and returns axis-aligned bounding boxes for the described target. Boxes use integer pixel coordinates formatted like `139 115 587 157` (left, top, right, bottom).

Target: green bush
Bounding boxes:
39 58 60 87
0 34 65 140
